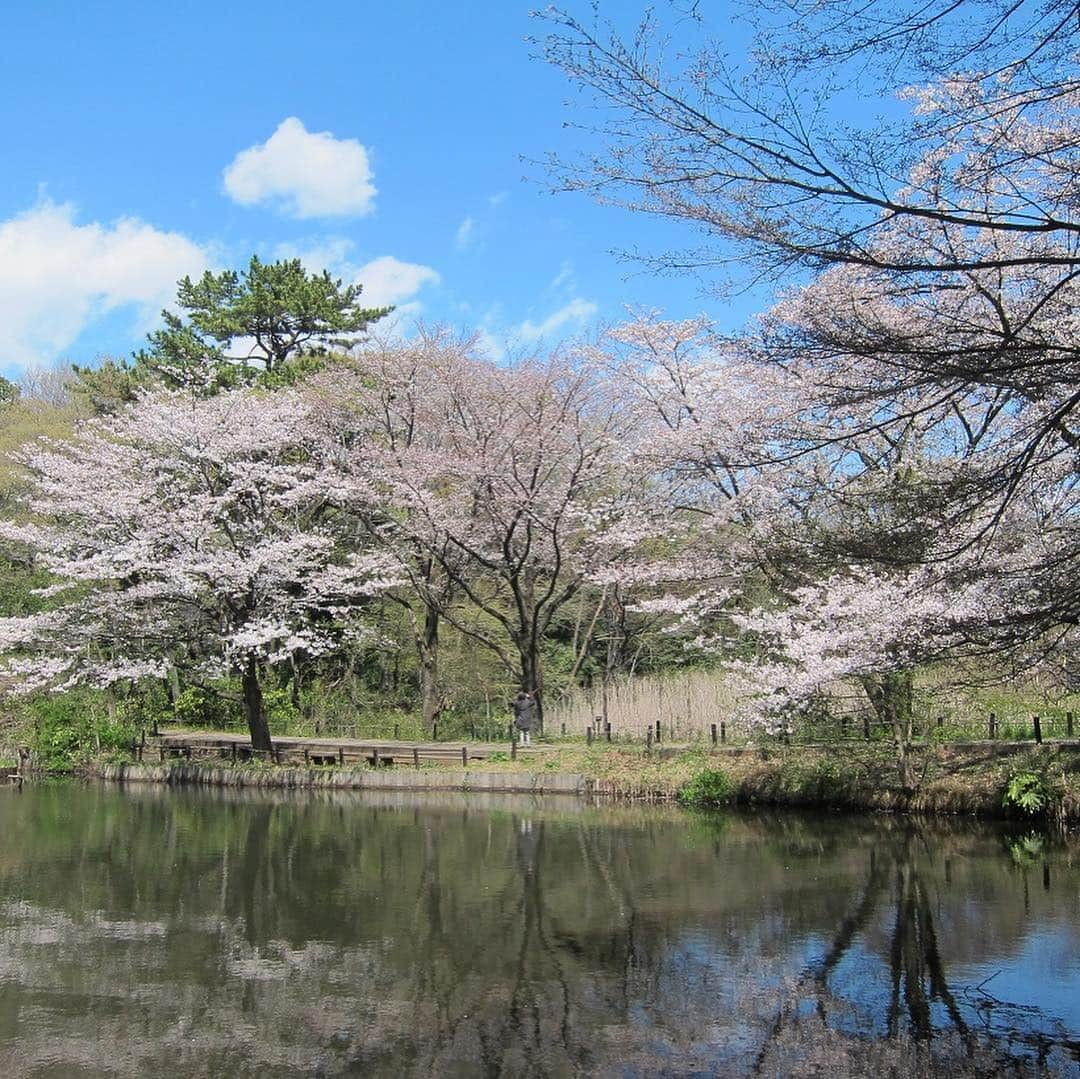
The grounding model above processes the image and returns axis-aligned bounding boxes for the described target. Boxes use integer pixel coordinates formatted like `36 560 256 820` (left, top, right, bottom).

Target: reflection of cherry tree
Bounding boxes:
0 390 396 750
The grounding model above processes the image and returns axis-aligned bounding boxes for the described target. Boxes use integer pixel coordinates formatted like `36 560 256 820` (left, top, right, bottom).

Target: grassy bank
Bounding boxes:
86 737 1080 822
460 739 1080 820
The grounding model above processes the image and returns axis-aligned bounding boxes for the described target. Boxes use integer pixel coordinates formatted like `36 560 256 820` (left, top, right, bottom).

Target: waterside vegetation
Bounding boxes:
70 737 1080 824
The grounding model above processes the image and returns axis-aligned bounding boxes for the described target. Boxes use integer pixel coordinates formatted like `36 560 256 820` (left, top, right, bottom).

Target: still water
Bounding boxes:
0 783 1078 1077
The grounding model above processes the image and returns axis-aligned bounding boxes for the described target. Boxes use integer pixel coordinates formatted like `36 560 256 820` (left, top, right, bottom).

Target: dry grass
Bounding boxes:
546 667 1080 745
546 669 754 740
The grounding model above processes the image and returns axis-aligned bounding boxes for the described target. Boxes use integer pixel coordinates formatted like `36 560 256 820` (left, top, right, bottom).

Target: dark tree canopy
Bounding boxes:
135 255 392 388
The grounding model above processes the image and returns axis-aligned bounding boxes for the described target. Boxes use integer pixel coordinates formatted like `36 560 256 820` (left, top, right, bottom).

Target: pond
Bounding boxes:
0 784 1077 1077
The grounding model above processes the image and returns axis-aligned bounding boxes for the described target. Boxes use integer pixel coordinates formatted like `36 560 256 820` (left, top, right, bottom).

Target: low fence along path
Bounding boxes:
150 730 547 768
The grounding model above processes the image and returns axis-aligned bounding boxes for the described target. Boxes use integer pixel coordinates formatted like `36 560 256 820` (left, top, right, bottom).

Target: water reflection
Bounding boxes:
0 785 1077 1077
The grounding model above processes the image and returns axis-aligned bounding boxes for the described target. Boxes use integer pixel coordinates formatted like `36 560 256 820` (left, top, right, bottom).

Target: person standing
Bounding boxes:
512 690 537 746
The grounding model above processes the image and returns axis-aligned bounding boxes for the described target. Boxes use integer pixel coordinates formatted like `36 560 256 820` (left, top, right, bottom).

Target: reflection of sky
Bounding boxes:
793 929 1080 1054
958 926 1080 1034
673 917 1080 1058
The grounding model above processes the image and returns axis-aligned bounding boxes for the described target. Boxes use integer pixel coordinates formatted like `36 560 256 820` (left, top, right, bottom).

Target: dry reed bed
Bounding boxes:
546 669 1080 742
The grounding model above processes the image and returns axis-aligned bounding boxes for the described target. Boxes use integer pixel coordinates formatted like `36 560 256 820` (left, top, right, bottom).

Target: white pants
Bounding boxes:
519 730 531 746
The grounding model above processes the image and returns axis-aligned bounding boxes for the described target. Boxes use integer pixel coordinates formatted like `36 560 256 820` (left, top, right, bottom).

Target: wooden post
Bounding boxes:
338 748 344 766
394 723 400 740
413 747 420 769
231 742 238 763
988 712 997 740
561 723 566 736
655 720 661 743
469 720 476 739
720 721 727 744
432 720 438 742
646 728 653 753
304 749 310 766
604 722 611 742
586 726 594 746
863 715 871 740
1067 711 1074 738
372 747 380 768
1033 715 1043 744
461 745 468 766
710 723 718 746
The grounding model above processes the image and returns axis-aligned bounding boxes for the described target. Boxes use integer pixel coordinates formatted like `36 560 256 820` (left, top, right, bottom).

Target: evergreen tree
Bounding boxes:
135 255 391 389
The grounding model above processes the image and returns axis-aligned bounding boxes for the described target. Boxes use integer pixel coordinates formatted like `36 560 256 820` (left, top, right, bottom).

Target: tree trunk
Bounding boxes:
862 669 916 794
242 655 273 752
419 604 441 736
519 639 544 734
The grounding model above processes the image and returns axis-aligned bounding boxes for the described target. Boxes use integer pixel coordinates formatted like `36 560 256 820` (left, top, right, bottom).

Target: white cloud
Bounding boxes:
514 298 598 345
223 118 377 219
354 255 440 309
0 201 208 370
475 325 507 363
455 215 476 250
548 260 575 292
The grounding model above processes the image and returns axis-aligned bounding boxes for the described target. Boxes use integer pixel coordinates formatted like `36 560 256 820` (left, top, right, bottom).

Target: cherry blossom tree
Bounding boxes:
592 309 1075 788
308 330 476 734
0 388 397 751
317 337 667 728
540 3 1079 594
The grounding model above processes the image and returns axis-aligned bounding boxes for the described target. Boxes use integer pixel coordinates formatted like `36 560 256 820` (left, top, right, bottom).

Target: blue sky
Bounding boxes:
0 1 764 378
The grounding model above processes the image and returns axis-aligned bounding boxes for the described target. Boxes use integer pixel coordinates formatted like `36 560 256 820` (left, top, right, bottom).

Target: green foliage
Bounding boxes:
1002 770 1057 817
263 687 302 733
1005 831 1046 867
30 693 139 770
172 686 235 729
69 359 148 415
677 767 734 807
0 376 19 405
135 255 392 387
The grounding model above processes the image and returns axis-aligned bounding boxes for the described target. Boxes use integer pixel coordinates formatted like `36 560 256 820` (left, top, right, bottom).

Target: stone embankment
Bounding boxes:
98 761 586 796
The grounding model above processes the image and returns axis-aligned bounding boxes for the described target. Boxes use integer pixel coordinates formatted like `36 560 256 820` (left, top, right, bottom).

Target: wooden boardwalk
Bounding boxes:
151 730 542 767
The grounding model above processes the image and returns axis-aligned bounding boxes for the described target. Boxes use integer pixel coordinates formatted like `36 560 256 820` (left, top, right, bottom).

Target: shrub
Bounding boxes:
678 768 734 807
30 692 140 770
1002 769 1058 818
173 686 234 729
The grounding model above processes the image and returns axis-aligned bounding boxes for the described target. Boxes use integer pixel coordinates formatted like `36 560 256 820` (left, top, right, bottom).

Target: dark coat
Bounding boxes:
512 693 537 731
